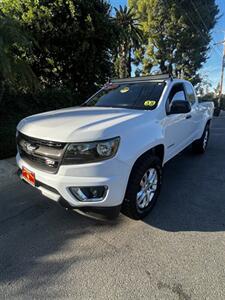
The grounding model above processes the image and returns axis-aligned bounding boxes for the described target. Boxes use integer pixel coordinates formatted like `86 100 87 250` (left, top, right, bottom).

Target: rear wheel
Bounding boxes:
192 124 210 154
214 107 220 117
122 156 162 220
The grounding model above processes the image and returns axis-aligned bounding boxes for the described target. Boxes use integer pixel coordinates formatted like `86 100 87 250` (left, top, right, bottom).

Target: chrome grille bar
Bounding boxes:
17 132 67 174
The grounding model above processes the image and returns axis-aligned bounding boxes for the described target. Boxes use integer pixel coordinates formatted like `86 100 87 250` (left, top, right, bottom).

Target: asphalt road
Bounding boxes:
1 113 225 299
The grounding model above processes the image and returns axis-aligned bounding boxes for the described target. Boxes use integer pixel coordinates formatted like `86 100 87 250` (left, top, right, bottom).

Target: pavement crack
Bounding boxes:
157 281 191 300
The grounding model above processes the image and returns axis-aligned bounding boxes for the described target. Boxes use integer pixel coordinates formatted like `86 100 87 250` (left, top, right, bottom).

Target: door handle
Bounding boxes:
186 115 192 119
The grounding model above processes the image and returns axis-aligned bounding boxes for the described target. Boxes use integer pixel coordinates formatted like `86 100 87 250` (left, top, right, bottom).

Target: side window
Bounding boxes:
185 83 196 105
166 83 187 113
171 91 186 102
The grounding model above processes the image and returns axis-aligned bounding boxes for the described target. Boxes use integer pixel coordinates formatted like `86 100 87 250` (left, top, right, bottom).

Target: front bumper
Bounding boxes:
16 153 130 208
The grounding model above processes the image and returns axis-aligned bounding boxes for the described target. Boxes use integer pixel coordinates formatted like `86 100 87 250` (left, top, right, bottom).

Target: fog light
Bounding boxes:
69 186 107 202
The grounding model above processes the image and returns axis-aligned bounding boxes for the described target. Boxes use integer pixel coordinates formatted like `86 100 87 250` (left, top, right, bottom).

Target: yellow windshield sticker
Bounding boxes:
144 100 156 107
120 87 129 93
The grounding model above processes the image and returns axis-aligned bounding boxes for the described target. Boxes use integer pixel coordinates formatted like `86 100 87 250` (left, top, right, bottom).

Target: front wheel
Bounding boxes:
122 156 162 220
192 124 210 154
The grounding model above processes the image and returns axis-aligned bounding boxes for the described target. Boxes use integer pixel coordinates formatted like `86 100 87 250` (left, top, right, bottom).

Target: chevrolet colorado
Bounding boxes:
16 74 214 219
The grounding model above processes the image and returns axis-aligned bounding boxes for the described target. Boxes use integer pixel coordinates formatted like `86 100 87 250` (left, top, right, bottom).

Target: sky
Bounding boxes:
110 0 225 91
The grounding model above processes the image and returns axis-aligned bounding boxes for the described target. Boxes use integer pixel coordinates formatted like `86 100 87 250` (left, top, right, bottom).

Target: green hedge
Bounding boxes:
0 115 21 159
0 87 81 159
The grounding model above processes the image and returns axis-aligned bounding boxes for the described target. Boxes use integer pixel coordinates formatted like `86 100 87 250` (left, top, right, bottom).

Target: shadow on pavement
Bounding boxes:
0 184 124 294
1 115 225 295
144 132 225 232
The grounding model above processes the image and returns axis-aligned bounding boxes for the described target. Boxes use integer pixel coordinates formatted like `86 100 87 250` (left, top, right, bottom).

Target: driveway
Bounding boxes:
1 113 225 299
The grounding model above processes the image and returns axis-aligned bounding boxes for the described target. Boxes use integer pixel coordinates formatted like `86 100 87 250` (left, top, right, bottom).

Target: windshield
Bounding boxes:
84 82 165 110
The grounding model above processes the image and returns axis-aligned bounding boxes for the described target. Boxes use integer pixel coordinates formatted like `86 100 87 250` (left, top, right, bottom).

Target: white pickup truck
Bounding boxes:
16 74 214 219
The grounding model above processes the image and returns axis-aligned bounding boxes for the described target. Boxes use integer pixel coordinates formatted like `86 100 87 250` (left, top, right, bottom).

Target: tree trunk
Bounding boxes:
120 42 129 79
0 78 5 106
160 60 166 73
168 63 173 75
128 47 132 77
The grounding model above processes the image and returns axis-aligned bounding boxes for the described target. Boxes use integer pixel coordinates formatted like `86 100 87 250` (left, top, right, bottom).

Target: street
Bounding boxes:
1 113 225 299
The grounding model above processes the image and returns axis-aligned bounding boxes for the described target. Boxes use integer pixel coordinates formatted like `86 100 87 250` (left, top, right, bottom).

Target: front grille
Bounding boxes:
17 132 67 174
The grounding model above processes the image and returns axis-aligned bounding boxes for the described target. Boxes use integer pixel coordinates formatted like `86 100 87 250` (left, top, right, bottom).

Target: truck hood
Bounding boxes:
17 106 146 142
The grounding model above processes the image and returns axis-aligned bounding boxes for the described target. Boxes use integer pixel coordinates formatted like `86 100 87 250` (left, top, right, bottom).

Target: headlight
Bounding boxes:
63 137 120 164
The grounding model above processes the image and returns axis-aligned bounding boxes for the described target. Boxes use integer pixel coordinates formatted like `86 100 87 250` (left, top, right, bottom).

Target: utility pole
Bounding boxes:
214 36 225 108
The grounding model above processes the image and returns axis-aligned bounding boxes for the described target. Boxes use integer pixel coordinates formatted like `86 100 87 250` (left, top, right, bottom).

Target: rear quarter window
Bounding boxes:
185 83 196 105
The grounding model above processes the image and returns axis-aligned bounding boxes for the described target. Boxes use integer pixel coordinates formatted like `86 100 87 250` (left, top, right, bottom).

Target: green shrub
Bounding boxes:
0 114 22 159
0 87 82 159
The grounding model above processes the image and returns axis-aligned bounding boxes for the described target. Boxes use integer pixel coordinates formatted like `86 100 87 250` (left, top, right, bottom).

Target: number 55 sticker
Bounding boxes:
144 100 156 107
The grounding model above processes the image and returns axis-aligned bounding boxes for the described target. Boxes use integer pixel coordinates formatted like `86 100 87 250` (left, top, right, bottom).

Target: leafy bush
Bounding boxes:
0 87 82 159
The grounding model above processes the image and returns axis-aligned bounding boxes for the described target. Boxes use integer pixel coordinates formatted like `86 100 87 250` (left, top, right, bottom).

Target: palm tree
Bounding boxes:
114 5 143 78
0 14 38 104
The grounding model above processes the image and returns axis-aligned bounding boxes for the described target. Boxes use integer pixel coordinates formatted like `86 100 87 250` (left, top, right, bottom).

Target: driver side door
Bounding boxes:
163 83 193 162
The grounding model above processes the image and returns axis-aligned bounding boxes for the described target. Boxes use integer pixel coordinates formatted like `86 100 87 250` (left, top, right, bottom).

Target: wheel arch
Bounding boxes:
122 144 164 219
129 144 164 176
206 119 212 126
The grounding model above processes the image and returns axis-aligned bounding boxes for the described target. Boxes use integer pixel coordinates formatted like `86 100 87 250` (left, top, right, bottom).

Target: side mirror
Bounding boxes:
170 100 191 114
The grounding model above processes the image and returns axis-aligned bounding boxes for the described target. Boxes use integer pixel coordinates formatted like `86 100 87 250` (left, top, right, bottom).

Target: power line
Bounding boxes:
190 0 209 32
190 0 222 55
190 0 225 97
190 1 225 100
175 0 223 59
214 35 225 106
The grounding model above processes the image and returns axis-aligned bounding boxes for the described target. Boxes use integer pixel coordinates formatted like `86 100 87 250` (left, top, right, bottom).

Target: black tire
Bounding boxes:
214 107 220 117
122 155 162 220
192 124 210 154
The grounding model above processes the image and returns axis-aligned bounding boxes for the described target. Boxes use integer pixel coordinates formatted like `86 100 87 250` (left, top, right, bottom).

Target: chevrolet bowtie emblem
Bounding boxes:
24 142 38 152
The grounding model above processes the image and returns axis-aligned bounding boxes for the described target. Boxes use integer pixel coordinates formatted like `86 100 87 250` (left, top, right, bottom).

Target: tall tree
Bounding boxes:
114 5 143 78
214 83 220 97
0 14 38 104
128 0 219 83
0 0 116 99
